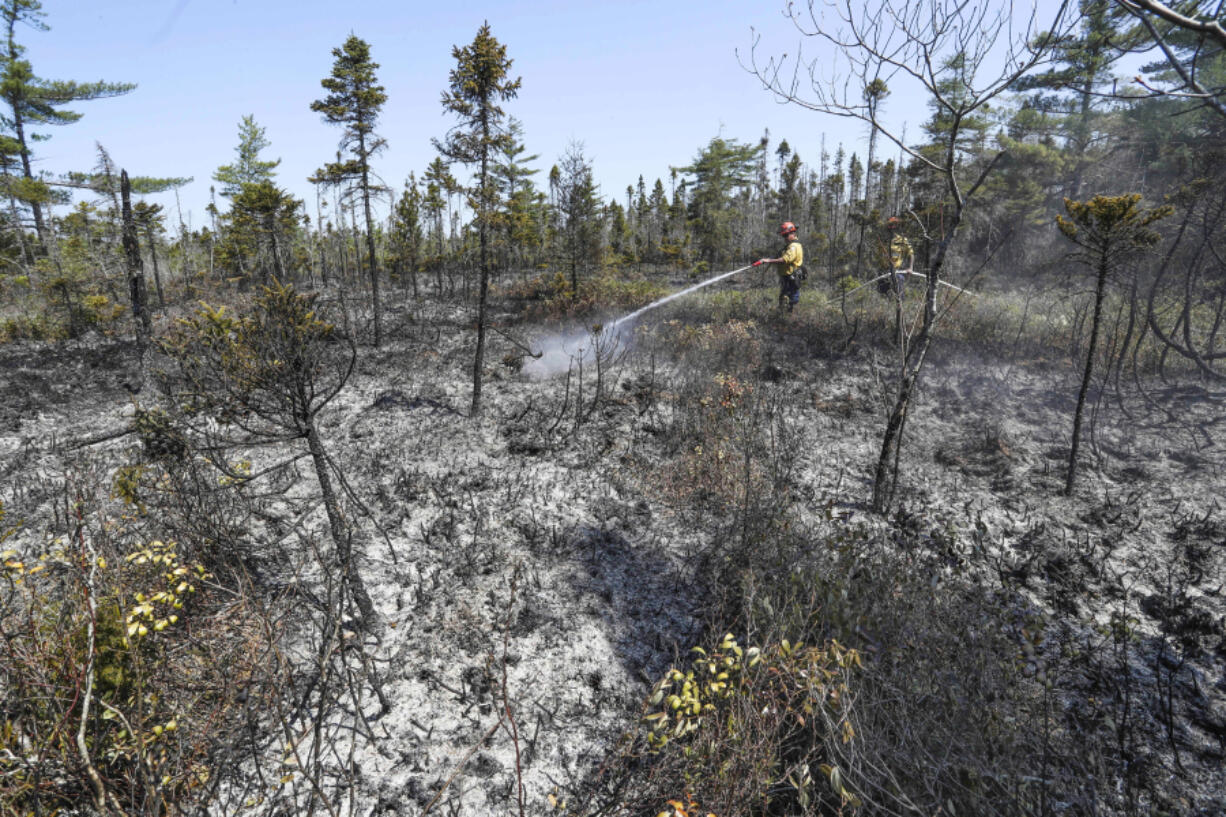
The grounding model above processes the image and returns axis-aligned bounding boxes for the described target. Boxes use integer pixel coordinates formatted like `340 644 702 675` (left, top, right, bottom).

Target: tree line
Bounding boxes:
0 0 1221 389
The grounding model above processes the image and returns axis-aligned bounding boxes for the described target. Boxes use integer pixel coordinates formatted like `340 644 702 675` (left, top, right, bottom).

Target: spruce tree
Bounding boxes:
391 175 424 299
423 156 456 261
219 181 302 285
310 35 387 347
132 201 166 307
677 137 763 263
213 114 281 197
434 22 521 416
555 142 599 295
0 0 134 248
497 119 540 272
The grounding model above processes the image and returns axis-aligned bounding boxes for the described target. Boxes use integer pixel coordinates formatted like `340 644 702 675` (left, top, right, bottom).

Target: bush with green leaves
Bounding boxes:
598 633 861 817
0 497 270 816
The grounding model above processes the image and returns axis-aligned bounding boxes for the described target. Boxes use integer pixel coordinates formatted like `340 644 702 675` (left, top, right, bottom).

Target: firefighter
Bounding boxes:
754 221 804 312
876 216 914 297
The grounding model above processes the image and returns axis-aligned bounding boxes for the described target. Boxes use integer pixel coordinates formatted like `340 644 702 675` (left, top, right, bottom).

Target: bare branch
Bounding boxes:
1122 3 1226 118
1117 0 1226 48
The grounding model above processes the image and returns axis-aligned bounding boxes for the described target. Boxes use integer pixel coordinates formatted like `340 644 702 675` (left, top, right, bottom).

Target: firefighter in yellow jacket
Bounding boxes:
875 216 914 297
753 221 804 311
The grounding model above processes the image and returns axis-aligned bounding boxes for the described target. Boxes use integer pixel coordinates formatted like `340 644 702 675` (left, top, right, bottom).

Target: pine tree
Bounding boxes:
310 35 388 347
0 0 134 248
1013 0 1126 198
213 115 281 198
677 136 762 263
1057 194 1170 494
391 175 424 298
423 156 456 263
496 119 540 272
434 21 521 416
555 142 600 294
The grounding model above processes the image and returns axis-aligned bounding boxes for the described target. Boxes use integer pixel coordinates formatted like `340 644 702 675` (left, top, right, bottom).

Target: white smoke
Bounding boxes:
520 264 753 379
521 324 633 380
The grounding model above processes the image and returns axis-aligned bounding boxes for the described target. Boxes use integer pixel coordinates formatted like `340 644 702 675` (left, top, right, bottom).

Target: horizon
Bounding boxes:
19 0 1061 235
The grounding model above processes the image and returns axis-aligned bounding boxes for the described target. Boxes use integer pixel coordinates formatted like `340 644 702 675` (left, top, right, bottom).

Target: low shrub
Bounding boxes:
0 498 269 816
597 633 861 817
503 268 670 321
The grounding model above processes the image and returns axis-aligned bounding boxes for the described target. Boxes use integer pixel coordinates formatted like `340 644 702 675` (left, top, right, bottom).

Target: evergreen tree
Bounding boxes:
391 175 424 298
423 156 457 260
310 35 388 347
434 22 521 416
132 201 166 307
778 152 803 221
1056 193 1170 494
677 136 762 263
496 118 540 272
555 142 600 294
217 182 302 286
213 115 281 198
0 0 134 247
646 178 667 263
863 78 889 208
607 199 631 265
1012 0 1125 198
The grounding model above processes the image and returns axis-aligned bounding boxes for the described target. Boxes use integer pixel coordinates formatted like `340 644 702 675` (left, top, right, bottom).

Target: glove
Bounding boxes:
752 259 764 267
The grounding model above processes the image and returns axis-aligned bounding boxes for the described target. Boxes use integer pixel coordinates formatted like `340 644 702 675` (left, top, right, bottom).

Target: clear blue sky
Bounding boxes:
21 0 1048 233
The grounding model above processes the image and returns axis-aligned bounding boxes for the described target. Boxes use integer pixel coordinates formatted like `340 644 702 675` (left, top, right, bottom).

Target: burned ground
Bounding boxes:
0 289 1222 815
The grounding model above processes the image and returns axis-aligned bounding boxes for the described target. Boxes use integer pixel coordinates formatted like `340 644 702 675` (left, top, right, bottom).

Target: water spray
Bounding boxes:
523 264 754 378
520 264 982 377
606 264 754 333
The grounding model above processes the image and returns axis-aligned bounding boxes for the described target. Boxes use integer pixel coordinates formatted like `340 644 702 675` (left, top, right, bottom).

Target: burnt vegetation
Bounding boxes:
1 1 1225 815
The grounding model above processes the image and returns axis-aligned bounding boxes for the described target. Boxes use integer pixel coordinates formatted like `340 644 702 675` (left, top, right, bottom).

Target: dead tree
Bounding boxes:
120 170 152 343
745 0 1073 512
158 282 380 632
1145 179 1226 382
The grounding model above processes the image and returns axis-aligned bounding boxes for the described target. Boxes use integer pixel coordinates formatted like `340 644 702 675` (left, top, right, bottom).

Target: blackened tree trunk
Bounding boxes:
870 153 1004 513
121 170 152 341
472 124 490 416
304 419 378 628
360 139 382 348
1066 250 1110 495
143 222 165 308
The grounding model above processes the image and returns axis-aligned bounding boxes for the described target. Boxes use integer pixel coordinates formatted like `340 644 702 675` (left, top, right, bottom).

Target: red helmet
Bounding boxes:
886 216 902 229
778 221 797 236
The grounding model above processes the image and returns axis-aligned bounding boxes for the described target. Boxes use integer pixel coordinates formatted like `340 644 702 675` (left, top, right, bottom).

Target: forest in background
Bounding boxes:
1 0 1225 815
0 0 1221 375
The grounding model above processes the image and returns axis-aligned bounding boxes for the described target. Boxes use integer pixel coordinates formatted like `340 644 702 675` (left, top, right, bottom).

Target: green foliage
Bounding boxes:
632 634 861 815
391 174 424 290
676 137 762 264
0 522 218 815
213 114 280 197
554 142 601 289
133 406 188 461
309 35 387 186
0 223 127 341
505 268 667 320
215 180 303 285
159 282 352 435
496 120 545 267
1056 193 1172 257
0 0 135 238
434 22 522 235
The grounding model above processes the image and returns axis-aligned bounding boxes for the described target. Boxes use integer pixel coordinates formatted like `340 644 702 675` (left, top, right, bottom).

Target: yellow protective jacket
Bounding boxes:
778 240 803 278
885 235 913 270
